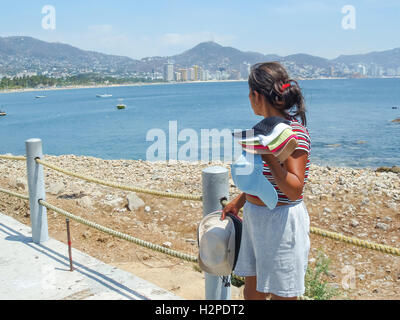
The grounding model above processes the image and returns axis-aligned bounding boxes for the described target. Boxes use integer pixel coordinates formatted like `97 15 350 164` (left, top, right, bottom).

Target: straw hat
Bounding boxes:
197 211 242 276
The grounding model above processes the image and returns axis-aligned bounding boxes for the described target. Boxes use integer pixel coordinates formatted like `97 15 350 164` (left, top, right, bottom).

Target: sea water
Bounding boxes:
0 78 399 168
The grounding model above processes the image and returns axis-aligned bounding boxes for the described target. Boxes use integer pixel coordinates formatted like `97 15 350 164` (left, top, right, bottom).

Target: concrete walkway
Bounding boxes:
0 213 183 300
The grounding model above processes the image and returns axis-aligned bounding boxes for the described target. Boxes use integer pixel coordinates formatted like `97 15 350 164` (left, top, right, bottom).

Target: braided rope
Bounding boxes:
0 155 26 161
36 158 202 201
39 199 198 263
0 187 29 200
0 186 306 296
310 226 400 256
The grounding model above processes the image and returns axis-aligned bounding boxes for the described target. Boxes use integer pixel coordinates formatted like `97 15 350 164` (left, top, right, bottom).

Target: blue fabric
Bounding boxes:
231 150 278 210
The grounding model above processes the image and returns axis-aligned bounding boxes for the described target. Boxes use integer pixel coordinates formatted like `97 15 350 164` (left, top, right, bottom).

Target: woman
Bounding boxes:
222 62 311 300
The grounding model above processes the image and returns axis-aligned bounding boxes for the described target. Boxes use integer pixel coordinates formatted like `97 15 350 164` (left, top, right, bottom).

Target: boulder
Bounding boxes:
375 222 389 231
9 177 28 190
127 192 145 211
104 197 124 207
76 196 94 209
48 182 65 195
162 241 172 248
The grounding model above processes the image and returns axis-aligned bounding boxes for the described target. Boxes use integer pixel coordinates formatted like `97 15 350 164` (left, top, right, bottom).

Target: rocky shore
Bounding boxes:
0 154 399 300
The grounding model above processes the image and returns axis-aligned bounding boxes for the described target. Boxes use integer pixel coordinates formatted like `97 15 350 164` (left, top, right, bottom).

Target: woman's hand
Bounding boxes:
221 193 246 220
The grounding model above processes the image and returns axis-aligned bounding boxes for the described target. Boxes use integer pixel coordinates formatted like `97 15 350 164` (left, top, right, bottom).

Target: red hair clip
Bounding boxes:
281 83 291 91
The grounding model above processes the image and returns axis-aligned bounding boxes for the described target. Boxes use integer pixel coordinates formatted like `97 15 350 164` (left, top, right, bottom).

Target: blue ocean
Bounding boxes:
1 79 399 168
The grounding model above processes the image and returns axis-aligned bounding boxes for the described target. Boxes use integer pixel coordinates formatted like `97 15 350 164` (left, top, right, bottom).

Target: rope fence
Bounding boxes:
35 158 203 202
1 154 399 257
0 187 29 200
0 186 246 290
0 155 26 161
39 199 199 263
1 147 399 300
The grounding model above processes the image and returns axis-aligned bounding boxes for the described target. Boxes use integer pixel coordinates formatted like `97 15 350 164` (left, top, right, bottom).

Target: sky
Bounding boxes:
1 0 399 60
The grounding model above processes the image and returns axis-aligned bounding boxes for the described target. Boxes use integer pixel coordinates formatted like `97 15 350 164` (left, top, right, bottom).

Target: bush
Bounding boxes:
305 249 341 300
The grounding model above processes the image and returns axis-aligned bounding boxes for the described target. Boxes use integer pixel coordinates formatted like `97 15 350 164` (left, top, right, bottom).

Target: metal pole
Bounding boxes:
201 166 231 300
66 219 74 271
26 138 49 243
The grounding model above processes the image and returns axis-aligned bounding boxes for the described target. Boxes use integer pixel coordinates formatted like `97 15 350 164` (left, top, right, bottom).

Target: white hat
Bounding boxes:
197 211 242 276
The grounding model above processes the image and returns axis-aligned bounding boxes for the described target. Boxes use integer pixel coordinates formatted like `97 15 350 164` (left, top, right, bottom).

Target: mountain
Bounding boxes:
0 36 399 78
333 48 400 69
169 41 280 71
129 41 281 73
282 53 332 69
0 36 139 75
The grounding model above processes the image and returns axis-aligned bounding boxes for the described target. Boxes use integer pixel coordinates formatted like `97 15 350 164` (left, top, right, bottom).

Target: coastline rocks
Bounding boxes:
76 196 94 209
162 241 172 248
104 197 124 207
350 219 360 227
48 182 65 195
375 222 389 231
127 192 145 211
9 177 28 190
376 166 400 174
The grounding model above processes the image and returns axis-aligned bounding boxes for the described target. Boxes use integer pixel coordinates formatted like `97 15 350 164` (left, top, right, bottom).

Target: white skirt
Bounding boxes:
234 200 310 297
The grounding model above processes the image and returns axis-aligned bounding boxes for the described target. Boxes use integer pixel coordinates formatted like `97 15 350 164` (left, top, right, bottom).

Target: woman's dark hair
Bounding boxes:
248 62 307 126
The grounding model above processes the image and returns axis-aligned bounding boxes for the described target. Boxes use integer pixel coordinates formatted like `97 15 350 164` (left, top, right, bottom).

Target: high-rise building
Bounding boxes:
175 72 182 81
357 64 366 76
163 62 174 81
240 62 251 79
188 68 195 81
193 65 200 81
178 68 188 81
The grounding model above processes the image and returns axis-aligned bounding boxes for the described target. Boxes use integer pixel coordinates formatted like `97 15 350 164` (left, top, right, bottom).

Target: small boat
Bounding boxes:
96 94 113 98
35 95 46 99
0 110 6 116
392 106 398 109
116 104 126 110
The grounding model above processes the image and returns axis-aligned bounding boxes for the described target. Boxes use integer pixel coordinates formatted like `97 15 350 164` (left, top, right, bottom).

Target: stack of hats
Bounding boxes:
232 116 298 163
230 150 278 209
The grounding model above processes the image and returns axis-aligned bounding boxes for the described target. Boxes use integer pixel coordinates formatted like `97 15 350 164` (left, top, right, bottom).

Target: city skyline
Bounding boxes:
1 36 400 82
0 1 399 60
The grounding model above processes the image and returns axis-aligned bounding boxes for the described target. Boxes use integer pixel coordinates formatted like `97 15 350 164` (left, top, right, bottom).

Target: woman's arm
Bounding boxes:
221 192 246 220
261 149 308 201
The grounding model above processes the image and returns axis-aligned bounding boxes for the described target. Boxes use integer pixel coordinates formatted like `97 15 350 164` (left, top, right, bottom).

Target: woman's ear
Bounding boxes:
253 90 260 105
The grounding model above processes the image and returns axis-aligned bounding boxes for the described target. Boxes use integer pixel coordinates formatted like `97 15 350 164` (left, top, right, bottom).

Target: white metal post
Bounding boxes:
201 166 231 300
26 138 49 243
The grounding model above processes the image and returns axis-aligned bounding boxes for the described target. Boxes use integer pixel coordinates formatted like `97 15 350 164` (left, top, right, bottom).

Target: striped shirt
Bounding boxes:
247 116 311 205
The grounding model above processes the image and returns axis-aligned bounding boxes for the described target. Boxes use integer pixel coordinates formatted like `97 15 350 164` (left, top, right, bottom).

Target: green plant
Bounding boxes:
305 249 341 300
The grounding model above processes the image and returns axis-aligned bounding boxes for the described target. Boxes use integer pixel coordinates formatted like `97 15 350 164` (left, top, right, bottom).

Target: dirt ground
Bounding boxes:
0 170 399 300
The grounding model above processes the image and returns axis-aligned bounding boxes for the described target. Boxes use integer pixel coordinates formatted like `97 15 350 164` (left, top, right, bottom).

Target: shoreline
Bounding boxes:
0 79 247 95
1 153 398 171
1 76 399 95
0 153 397 171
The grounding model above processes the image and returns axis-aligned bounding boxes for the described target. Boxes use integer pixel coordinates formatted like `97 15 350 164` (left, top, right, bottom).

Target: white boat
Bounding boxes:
96 94 113 98
35 95 46 98
0 111 6 116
